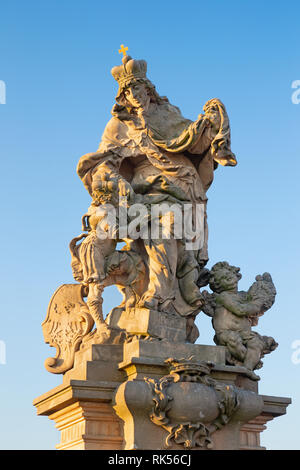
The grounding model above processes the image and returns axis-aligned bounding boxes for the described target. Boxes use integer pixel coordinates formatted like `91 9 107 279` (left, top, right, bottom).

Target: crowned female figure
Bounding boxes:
76 50 237 329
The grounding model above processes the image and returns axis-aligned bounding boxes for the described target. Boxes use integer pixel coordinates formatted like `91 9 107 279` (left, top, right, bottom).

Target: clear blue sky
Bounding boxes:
0 0 299 449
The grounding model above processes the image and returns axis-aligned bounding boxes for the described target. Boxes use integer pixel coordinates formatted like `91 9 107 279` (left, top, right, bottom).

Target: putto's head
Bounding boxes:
209 261 242 293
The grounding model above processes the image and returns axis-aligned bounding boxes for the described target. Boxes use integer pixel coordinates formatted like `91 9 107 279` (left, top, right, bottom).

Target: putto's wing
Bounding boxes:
201 290 217 317
247 272 277 315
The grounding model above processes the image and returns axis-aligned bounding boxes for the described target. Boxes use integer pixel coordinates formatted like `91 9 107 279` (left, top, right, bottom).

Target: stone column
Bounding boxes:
33 380 124 450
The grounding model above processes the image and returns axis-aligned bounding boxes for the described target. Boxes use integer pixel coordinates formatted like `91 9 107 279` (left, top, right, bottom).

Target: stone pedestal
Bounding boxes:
33 339 291 450
108 307 187 342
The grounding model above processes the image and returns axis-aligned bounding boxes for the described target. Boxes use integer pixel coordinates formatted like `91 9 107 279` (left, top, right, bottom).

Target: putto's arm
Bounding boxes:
217 291 262 317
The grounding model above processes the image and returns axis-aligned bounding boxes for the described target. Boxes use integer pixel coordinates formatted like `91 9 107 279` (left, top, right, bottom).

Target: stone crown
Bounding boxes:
111 55 148 90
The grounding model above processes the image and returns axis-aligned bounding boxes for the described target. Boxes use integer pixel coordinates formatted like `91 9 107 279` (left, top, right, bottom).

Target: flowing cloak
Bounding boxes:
76 97 237 203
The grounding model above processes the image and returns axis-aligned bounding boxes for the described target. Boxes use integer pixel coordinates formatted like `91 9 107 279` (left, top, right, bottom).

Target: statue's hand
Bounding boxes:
203 101 221 130
118 179 135 202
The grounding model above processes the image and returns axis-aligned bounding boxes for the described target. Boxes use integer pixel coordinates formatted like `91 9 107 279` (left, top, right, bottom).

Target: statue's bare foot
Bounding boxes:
92 322 112 343
92 322 127 345
244 368 260 381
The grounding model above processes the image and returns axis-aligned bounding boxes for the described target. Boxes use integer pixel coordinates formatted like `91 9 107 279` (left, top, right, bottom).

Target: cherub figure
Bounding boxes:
69 203 118 340
201 262 278 380
69 201 146 342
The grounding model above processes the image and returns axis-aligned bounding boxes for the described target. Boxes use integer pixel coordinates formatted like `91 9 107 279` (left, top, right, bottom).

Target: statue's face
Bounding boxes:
124 82 150 110
210 267 239 293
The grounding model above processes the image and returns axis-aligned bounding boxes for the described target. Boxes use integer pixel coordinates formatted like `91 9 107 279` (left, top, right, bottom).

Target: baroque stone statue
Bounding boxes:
42 47 277 380
36 47 290 452
71 50 236 339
